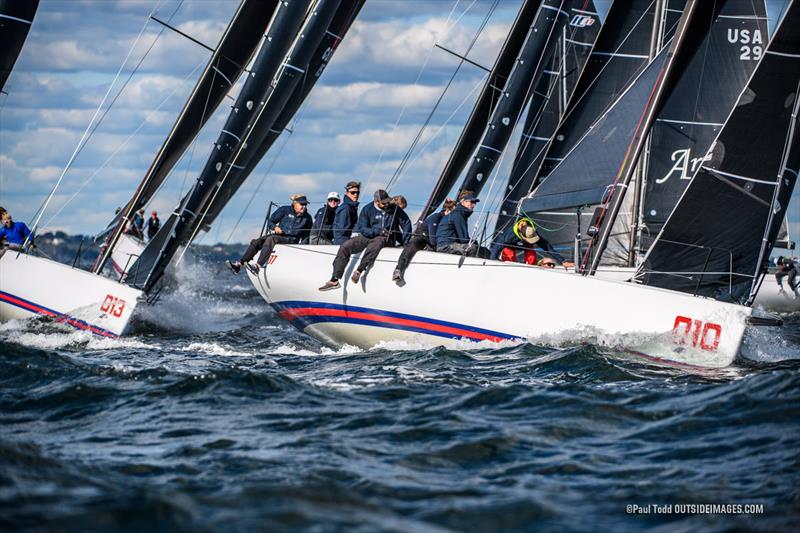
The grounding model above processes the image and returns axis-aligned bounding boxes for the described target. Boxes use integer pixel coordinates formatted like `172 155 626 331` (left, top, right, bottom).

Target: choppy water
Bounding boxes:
2 257 799 531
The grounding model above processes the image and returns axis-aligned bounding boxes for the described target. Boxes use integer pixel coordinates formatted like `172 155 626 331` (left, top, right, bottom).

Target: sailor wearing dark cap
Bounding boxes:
228 194 313 275
333 180 361 244
435 190 482 256
319 189 410 290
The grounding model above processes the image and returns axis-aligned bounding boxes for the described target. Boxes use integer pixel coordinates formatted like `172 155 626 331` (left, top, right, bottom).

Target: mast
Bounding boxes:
93 0 279 274
585 0 704 275
417 0 542 226
130 0 343 293
516 0 668 262
626 0 666 267
0 0 39 94
637 1 799 302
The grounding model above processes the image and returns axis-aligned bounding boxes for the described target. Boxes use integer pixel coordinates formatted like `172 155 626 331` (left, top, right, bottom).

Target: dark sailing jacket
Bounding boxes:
146 216 160 240
333 196 359 244
393 206 412 246
354 203 409 245
423 211 445 248
268 205 313 243
311 205 336 242
489 224 565 263
435 203 473 248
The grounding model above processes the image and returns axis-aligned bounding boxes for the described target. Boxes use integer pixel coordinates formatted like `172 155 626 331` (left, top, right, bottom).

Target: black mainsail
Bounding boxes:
197 1 366 234
517 0 676 261
521 1 731 273
93 0 279 274
417 0 542 224
494 2 601 235
129 0 343 293
0 0 39 94
637 0 770 256
457 0 579 197
637 2 800 303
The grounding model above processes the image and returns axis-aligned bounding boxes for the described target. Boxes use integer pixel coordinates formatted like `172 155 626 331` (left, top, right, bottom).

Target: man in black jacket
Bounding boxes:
228 195 312 275
333 181 361 244
392 198 455 285
319 189 409 290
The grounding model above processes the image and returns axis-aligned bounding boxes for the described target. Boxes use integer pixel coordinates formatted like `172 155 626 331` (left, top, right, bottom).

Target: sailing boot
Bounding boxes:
226 260 241 274
319 279 341 291
392 268 405 286
245 262 260 275
350 269 363 284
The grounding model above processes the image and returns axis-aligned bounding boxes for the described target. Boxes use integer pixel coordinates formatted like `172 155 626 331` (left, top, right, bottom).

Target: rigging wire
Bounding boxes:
366 0 472 183
26 0 169 243
39 57 206 230
385 0 499 192
490 1 671 234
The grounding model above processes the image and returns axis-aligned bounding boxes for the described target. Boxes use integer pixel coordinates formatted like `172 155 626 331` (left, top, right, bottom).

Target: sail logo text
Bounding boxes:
672 316 721 351
728 28 763 61
657 149 711 184
100 294 127 318
570 15 595 28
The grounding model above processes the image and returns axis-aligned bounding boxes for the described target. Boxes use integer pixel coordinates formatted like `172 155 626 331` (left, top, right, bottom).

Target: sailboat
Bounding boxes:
516 0 798 311
245 0 799 368
0 0 278 336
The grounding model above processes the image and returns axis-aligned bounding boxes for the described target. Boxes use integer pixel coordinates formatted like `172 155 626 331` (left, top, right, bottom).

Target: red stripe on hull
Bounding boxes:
279 307 507 342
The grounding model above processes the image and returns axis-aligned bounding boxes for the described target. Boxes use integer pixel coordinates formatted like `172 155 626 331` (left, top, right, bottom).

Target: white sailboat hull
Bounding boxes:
247 245 753 368
593 266 800 313
0 250 142 337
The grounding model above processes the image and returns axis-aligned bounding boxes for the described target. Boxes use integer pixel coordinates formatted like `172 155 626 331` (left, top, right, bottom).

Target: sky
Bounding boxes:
0 0 525 244
0 0 795 247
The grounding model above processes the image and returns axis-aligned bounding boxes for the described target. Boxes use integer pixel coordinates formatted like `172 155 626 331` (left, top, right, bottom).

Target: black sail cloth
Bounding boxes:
494 1 601 236
637 3 800 303
94 0 279 273
458 0 579 197
418 0 543 226
519 0 676 262
195 0 366 235
638 0 770 255
0 0 39 93
128 0 324 291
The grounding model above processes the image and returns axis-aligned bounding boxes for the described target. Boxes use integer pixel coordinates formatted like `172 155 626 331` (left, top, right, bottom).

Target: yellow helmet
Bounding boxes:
513 217 536 241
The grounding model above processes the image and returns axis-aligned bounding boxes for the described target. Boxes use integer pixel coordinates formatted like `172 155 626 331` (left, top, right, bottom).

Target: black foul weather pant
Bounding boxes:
332 235 390 280
240 235 295 266
395 235 430 274
777 267 798 291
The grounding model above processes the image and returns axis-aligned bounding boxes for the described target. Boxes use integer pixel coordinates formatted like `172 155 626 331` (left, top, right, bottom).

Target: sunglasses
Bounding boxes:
328 198 340 202
348 190 360 195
